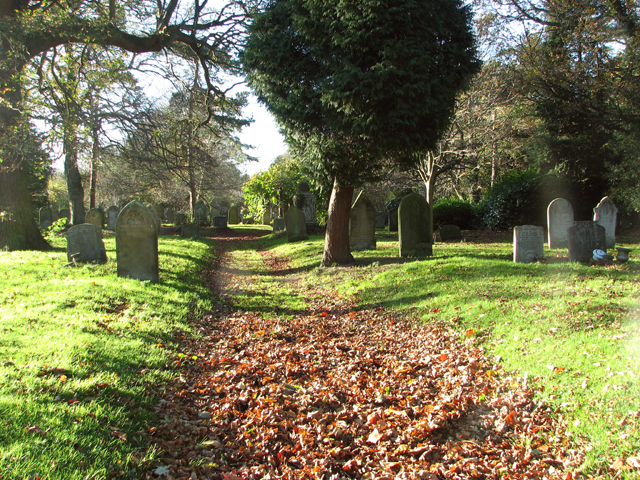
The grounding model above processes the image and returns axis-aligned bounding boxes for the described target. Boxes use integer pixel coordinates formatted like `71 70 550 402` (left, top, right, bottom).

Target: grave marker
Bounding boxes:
39 207 53 229
285 206 308 242
398 193 432 257
349 191 376 251
513 225 544 263
115 201 159 282
547 198 574 249
439 225 462 242
66 224 107 263
568 221 606 262
593 196 617 249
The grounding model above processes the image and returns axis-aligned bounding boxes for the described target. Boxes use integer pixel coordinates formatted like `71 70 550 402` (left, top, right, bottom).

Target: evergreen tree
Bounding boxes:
243 0 480 265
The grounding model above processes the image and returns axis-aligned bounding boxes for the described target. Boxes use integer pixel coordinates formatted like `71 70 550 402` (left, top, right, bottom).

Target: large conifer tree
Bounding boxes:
243 0 481 265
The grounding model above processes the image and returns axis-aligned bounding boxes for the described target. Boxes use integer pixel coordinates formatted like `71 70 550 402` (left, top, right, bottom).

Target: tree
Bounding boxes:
243 0 480 265
0 0 251 250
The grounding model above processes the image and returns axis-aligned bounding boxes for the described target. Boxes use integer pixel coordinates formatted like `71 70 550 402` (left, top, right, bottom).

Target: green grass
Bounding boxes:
0 233 215 479
233 230 640 476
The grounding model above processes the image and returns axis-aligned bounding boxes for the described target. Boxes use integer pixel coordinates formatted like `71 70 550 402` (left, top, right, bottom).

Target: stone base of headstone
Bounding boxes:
214 216 228 229
568 221 606 263
513 225 545 263
439 225 462 242
181 223 199 239
66 224 107 263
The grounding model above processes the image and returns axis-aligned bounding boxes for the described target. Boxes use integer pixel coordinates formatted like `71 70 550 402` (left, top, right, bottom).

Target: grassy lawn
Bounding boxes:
0 233 215 479
231 230 640 477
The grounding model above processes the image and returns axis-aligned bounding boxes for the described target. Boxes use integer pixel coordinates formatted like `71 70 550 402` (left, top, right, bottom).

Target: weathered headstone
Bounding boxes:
593 196 618 249
214 216 228 229
295 182 317 225
439 224 462 242
107 206 120 230
375 211 386 229
547 198 574 249
175 213 188 225
349 191 376 251
194 207 207 226
165 208 176 225
568 221 606 263
273 217 286 233
66 224 107 263
285 206 308 242
59 209 71 225
262 208 272 226
513 225 544 263
39 207 53 229
150 204 164 222
228 205 239 225
181 223 199 239
85 208 104 235
386 200 399 232
115 201 159 282
398 193 432 257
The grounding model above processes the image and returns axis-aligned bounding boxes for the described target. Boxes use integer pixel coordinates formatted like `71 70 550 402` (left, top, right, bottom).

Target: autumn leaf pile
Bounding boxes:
144 233 583 479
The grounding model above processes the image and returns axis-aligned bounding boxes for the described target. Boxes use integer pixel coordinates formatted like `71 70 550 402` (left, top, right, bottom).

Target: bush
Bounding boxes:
477 170 539 230
432 197 476 230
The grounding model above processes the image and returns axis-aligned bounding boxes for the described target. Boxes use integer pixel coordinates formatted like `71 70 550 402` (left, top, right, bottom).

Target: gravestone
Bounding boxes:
513 225 544 263
39 207 53 229
593 196 618 249
285 206 308 242
386 200 399 232
214 216 228 229
228 205 239 225
375 211 386 229
165 208 176 224
398 193 432 257
66 224 107 263
150 204 164 222
262 208 272 226
349 191 376 251
115 200 159 282
194 207 207 226
51 209 60 222
568 221 606 263
175 213 188 225
85 208 104 235
439 224 462 242
107 206 120 230
273 217 286 233
547 198 574 249
59 209 71 225
295 182 317 226
181 223 199 239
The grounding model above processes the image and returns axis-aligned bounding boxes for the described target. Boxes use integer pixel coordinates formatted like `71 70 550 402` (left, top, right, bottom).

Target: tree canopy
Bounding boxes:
243 0 480 265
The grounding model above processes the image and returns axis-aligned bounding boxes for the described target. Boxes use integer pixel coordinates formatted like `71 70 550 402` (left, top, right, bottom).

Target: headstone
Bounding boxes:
66 224 107 263
547 198 574 249
398 193 432 257
295 184 317 226
273 217 286 233
181 223 199 239
439 224 462 242
107 206 120 230
214 216 228 229
85 208 104 235
227 206 239 225
262 208 272 226
59 209 71 225
568 221 606 263
150 204 164 222
593 196 618 249
513 225 544 263
51 209 60 222
386 200 399 232
194 207 207 226
39 207 53 229
165 208 176 224
375 211 386 229
175 213 188 225
285 206 308 242
115 200 159 282
349 191 376 251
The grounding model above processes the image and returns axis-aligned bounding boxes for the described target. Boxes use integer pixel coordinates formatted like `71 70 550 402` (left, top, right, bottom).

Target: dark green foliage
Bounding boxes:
243 0 481 185
432 197 475 230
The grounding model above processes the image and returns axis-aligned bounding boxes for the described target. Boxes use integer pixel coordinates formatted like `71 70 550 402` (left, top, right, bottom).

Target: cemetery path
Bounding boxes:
143 231 584 480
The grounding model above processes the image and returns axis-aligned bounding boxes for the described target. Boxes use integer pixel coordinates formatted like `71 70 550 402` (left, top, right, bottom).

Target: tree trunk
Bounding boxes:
0 29 51 251
321 178 355 267
64 123 86 225
89 98 99 209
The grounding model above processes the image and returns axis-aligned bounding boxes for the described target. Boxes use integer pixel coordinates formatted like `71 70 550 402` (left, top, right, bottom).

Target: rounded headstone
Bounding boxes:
65 224 107 263
285 206 308 242
398 193 432 257
115 201 159 282
349 191 376 251
593 196 618 249
547 198 574 249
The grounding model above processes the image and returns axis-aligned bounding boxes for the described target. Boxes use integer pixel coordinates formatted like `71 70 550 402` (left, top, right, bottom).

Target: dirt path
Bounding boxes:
143 231 583 480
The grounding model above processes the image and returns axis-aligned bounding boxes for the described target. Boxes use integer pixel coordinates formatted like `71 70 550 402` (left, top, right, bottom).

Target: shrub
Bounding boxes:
477 170 539 230
432 197 476 230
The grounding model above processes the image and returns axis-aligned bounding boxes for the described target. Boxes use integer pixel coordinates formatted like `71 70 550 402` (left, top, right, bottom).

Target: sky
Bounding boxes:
237 95 288 177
